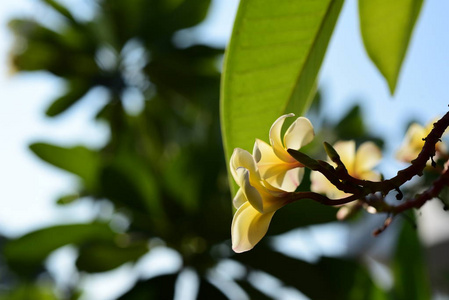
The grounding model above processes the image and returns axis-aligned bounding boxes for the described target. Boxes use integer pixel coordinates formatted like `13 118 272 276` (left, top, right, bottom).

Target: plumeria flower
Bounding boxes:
396 119 446 163
310 140 382 199
253 113 314 192
230 148 292 253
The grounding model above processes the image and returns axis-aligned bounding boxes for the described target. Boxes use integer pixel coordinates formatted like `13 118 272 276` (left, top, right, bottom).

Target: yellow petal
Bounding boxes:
269 113 295 162
283 117 314 151
358 170 381 181
231 202 276 253
354 142 381 176
266 167 304 192
396 123 425 162
310 170 346 199
254 139 286 176
333 141 356 175
233 188 247 209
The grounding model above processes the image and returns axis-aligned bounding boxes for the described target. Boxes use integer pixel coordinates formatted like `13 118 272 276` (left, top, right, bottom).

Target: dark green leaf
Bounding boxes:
335 105 365 139
117 274 178 300
4 223 115 276
391 219 431 300
46 79 92 117
268 199 337 235
235 280 273 300
197 278 229 300
42 0 77 23
76 240 148 273
56 193 81 205
234 244 385 300
29 143 100 191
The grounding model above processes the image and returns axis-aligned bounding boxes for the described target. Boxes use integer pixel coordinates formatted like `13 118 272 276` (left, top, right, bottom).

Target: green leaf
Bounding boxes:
359 0 423 94
42 0 77 23
391 219 431 300
221 0 343 193
268 198 337 235
45 79 92 117
335 105 365 139
234 244 386 300
4 223 115 276
29 143 100 191
0 283 58 300
76 240 149 273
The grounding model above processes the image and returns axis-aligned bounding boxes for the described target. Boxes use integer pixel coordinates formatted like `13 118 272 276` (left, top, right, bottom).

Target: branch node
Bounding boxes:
395 187 403 200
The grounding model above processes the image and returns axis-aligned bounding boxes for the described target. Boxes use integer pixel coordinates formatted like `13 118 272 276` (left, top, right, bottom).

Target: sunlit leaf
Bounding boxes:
221 0 343 193
391 219 431 300
359 0 423 94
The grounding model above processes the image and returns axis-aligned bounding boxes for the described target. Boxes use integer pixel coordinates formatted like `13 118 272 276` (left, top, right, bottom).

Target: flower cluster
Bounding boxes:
230 111 449 253
230 114 384 253
396 119 447 163
230 114 314 253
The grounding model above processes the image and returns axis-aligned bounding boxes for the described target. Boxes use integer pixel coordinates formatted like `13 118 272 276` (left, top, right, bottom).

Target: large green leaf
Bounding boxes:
29 143 100 191
391 219 431 300
359 0 423 94
4 223 115 276
221 0 343 193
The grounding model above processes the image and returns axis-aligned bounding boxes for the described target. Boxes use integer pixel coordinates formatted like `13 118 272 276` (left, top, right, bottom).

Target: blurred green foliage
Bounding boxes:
0 0 436 299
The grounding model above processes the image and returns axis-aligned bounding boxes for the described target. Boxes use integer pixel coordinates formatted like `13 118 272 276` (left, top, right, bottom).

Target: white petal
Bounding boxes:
233 188 247 209
231 202 276 253
235 168 263 213
269 114 295 162
230 148 259 184
284 117 314 150
354 142 381 175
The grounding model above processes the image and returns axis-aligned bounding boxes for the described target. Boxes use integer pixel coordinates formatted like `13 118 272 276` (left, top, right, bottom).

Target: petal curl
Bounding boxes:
284 117 314 151
233 188 247 209
231 202 276 253
235 168 263 213
269 114 295 162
